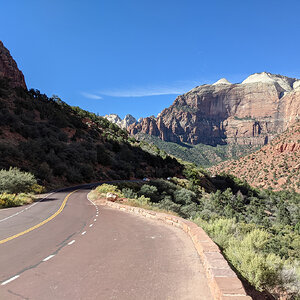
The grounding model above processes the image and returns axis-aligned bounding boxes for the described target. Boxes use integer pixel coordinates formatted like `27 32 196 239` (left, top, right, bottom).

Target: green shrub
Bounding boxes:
139 184 159 201
95 184 123 197
225 230 284 291
193 217 300 296
121 188 138 199
30 184 45 194
136 195 150 206
0 167 37 194
158 196 181 214
174 188 196 205
0 193 34 208
194 218 237 247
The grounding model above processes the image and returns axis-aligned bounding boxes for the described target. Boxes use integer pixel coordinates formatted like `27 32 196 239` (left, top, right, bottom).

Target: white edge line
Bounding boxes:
0 186 98 224
68 240 75 245
0 192 56 223
1 275 20 285
43 254 55 262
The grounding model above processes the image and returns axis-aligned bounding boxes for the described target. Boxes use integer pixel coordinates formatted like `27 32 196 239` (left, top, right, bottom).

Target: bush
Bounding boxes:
0 167 37 194
174 188 196 205
95 184 123 197
30 184 45 194
121 188 137 199
158 196 181 214
139 184 158 200
130 195 150 206
225 229 284 291
0 193 34 208
193 217 300 296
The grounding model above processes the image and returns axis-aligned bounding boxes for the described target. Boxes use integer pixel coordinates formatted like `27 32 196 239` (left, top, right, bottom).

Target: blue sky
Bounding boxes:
1 0 300 119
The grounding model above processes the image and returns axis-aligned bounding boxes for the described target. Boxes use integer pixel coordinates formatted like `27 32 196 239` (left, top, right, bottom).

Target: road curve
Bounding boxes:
0 187 212 299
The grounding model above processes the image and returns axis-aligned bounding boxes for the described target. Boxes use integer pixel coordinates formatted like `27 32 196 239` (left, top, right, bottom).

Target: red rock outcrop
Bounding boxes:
128 73 300 147
209 121 300 192
0 40 27 89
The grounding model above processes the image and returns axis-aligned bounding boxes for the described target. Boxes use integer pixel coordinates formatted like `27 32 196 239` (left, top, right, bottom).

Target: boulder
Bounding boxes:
106 192 118 202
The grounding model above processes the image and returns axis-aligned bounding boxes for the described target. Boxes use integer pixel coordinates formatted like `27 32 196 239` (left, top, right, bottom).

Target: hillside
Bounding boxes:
0 41 182 188
135 132 259 167
210 121 300 192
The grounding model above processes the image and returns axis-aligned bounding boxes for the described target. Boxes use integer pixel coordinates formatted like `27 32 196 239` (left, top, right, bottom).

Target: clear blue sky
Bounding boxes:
1 0 300 119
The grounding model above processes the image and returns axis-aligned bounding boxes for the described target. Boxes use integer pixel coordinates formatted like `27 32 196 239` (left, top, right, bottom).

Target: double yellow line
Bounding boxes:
0 190 77 245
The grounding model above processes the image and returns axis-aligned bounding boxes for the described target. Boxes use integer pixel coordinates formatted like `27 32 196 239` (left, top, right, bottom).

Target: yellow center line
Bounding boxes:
0 190 78 245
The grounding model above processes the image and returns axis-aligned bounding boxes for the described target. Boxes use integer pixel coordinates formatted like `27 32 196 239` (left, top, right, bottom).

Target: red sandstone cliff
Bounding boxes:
0 41 27 89
128 73 300 147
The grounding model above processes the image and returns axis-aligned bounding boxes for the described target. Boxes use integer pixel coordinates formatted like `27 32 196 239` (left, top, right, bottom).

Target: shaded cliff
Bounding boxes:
0 41 26 89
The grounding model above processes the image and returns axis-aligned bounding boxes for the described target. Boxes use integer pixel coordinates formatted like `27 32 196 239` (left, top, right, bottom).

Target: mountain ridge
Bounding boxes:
125 72 300 147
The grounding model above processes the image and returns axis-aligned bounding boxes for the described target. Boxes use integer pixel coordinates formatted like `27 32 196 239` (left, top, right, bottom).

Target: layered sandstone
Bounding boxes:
0 41 27 89
128 72 300 146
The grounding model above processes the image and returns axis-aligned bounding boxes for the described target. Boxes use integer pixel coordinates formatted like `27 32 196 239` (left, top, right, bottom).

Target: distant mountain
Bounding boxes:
104 114 137 129
128 72 300 147
0 41 182 188
210 121 300 192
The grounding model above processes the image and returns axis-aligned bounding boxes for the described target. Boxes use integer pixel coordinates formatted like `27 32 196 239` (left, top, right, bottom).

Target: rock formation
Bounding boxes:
0 41 27 89
122 114 137 129
104 114 122 127
104 114 137 129
209 121 300 192
212 78 232 85
128 72 300 147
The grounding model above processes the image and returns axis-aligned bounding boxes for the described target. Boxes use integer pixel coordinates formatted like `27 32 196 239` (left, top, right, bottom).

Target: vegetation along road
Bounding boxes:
0 185 212 299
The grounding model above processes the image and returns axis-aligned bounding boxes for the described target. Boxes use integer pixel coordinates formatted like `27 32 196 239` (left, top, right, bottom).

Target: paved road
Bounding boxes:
0 187 212 299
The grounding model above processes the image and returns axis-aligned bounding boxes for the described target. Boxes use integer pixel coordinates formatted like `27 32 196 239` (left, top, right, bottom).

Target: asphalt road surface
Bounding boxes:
0 187 213 299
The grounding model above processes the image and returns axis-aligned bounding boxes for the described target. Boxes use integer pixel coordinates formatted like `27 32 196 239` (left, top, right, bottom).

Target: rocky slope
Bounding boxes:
209 121 300 192
0 41 26 89
128 72 300 147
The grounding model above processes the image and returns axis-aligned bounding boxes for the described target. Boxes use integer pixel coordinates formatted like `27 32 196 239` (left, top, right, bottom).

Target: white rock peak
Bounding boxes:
121 114 137 128
212 78 232 85
293 80 300 90
242 72 297 92
104 114 122 124
104 114 137 129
